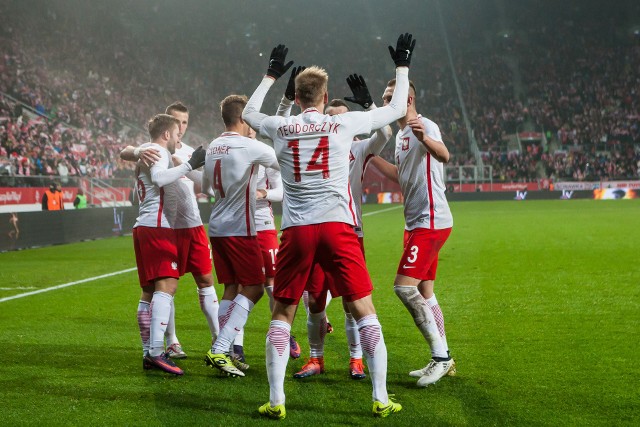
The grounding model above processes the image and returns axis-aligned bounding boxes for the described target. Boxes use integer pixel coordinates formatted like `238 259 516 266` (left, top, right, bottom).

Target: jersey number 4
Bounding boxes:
213 159 226 198
288 136 330 182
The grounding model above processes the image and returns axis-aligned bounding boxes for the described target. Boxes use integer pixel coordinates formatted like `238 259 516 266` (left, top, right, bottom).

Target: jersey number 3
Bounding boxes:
288 136 330 182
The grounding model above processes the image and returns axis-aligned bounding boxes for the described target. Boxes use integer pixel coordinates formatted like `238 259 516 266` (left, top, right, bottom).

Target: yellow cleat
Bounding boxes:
258 402 286 420
373 397 402 418
204 351 245 377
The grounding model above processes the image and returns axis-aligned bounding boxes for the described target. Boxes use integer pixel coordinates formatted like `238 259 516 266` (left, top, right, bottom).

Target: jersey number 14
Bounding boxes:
288 136 330 182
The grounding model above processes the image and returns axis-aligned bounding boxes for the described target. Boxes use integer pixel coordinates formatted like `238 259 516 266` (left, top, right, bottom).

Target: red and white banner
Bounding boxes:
0 187 131 205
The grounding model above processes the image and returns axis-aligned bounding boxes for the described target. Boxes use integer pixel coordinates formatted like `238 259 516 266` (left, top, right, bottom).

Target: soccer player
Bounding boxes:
243 33 415 419
369 78 455 387
289 75 393 381
122 102 220 361
202 94 279 378
131 113 206 375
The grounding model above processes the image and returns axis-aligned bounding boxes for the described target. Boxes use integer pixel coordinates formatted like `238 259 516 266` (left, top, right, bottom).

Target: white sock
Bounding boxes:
149 291 173 357
357 314 388 404
394 285 447 358
234 328 245 346
266 320 291 406
325 292 333 325
265 285 275 313
218 299 233 331
212 294 254 354
164 298 179 346
136 300 151 356
344 312 362 358
426 294 449 353
198 286 220 342
302 290 310 316
307 310 327 358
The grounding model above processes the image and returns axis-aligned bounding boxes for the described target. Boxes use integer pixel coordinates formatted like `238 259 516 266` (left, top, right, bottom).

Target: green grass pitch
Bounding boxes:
1 200 638 426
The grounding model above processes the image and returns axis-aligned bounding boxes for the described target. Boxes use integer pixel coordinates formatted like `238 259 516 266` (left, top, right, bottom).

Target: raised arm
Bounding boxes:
368 33 416 130
276 66 305 118
243 44 294 131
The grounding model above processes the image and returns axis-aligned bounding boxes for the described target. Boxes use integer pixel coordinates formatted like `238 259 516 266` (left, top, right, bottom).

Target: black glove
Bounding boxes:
187 146 206 169
388 33 416 67
267 44 294 80
344 74 373 109
285 66 306 101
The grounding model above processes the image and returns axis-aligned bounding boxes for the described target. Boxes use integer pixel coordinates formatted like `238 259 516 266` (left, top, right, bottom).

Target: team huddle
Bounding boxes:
123 33 455 420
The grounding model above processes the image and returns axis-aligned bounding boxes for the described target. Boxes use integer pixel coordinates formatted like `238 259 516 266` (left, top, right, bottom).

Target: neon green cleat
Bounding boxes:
373 397 402 418
258 402 286 420
204 351 245 377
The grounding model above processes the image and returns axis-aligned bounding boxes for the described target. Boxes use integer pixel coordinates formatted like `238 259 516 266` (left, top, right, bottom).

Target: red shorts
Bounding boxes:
176 226 212 277
306 236 365 296
274 223 372 303
257 229 279 278
397 227 452 281
133 226 179 287
210 236 265 286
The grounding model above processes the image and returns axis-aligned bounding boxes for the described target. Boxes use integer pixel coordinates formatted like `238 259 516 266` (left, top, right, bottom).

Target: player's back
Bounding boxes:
260 108 373 229
205 132 276 237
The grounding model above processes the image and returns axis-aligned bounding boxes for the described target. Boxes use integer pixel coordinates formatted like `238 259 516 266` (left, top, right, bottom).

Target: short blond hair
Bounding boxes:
295 66 328 107
220 95 248 126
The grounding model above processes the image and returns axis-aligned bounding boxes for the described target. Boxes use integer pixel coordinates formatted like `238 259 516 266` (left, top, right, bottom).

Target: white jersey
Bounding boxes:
349 129 389 237
258 108 376 229
172 142 203 229
203 132 279 237
395 116 453 230
255 165 283 232
134 143 192 229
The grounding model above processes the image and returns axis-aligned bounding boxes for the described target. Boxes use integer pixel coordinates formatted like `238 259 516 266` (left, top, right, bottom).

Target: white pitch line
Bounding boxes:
0 287 36 290
362 204 403 216
0 267 137 304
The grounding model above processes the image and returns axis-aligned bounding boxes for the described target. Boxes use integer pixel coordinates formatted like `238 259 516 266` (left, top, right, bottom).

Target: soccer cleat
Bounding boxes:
349 357 366 380
143 353 184 375
143 357 153 370
258 402 286 420
293 357 324 378
204 351 245 377
415 358 455 387
166 343 187 359
446 359 457 376
373 396 402 418
232 345 246 363
231 353 250 372
326 321 334 334
289 335 301 359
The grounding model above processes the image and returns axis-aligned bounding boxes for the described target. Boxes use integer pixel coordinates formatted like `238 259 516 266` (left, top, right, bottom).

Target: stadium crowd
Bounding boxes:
0 1 638 184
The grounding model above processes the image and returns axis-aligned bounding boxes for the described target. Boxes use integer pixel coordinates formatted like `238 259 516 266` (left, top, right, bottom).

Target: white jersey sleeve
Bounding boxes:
171 143 203 229
395 116 452 230
204 132 279 237
255 165 282 232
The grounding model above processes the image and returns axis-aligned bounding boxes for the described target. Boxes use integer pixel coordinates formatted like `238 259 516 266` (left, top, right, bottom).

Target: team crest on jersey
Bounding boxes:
171 262 178 270
349 151 355 162
402 137 410 151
